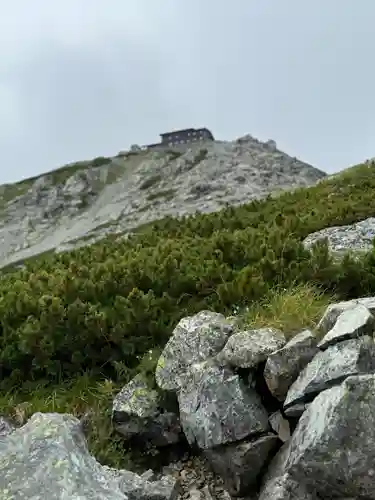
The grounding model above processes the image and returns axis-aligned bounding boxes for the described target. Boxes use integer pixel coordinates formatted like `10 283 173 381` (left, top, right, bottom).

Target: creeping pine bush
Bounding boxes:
1 162 375 391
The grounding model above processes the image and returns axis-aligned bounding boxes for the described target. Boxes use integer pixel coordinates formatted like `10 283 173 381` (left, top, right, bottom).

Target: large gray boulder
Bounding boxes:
318 303 375 349
155 311 235 391
177 360 269 449
217 327 286 369
264 329 319 401
317 296 375 334
284 335 375 409
264 374 375 499
0 412 179 500
112 374 182 447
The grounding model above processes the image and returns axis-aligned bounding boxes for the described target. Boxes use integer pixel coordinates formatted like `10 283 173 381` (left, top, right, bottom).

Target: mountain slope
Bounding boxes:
0 134 325 269
0 152 375 473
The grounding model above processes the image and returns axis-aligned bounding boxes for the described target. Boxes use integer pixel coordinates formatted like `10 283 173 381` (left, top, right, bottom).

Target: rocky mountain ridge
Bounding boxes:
0 134 326 270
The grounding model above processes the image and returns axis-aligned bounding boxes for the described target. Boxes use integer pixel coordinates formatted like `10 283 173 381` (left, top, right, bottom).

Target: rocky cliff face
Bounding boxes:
0 134 326 270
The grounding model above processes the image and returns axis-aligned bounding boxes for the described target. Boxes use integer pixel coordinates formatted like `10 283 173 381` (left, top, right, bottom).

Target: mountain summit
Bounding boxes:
0 133 325 270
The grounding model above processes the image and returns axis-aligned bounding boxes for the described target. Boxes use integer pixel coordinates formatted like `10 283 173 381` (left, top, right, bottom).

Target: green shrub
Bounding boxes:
91 156 111 168
0 162 375 392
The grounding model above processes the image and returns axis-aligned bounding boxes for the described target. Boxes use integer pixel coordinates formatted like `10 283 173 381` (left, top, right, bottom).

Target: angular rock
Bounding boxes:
0 412 179 500
258 474 316 500
204 434 280 496
178 360 269 449
269 411 291 442
284 335 375 409
264 329 319 401
155 311 235 391
265 374 375 499
317 296 375 334
218 327 286 369
318 303 375 349
112 374 181 447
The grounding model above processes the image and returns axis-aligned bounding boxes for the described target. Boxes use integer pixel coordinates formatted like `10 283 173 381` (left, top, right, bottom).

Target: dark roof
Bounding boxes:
160 128 197 138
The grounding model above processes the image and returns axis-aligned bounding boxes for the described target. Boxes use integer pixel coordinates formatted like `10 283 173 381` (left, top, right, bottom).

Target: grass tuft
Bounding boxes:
237 283 335 339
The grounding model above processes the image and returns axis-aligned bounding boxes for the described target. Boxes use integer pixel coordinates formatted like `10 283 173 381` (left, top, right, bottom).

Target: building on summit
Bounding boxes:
146 128 214 149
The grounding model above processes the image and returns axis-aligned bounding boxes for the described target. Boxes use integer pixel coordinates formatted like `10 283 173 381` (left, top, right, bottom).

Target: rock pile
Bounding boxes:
2 296 375 498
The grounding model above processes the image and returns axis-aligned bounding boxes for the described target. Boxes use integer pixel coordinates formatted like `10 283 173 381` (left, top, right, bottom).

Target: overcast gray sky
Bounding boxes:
1 0 375 184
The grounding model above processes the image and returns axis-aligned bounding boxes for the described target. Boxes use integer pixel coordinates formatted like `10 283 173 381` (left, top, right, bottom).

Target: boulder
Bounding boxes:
264 329 318 401
155 311 235 391
112 374 182 447
177 360 269 449
204 434 280 496
318 303 375 349
284 335 375 409
265 374 375 498
218 327 286 369
0 412 179 500
317 296 375 334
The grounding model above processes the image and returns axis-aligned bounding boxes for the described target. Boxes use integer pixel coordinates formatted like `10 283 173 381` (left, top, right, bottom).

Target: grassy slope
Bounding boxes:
0 160 374 467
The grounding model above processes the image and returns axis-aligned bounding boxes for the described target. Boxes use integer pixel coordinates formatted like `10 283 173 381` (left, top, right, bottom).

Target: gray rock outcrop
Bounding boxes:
155 311 235 392
0 134 326 270
218 327 286 369
263 329 319 401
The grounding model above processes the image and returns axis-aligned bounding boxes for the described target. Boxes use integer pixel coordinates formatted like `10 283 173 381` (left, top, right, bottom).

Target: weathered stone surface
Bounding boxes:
177 360 269 449
284 335 375 409
112 374 181 447
118 470 180 500
303 218 375 261
0 412 179 500
269 412 291 442
187 486 214 500
317 296 375 334
318 303 375 349
218 327 286 369
266 374 375 499
258 473 316 500
0 416 15 437
264 329 319 401
204 434 280 496
155 311 235 392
